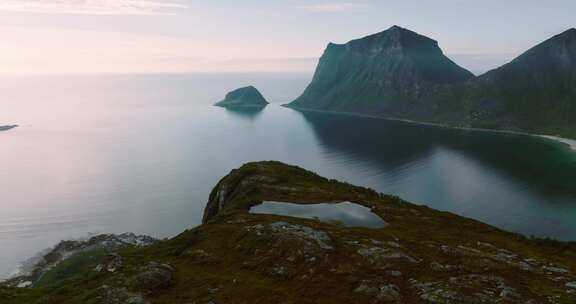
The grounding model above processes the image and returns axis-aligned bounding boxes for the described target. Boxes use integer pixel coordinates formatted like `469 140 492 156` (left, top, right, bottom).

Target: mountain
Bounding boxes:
215 86 269 107
287 27 576 139
461 28 576 137
288 25 474 115
3 161 576 303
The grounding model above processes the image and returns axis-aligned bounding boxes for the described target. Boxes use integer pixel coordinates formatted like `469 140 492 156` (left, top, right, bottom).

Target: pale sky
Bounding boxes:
0 0 573 75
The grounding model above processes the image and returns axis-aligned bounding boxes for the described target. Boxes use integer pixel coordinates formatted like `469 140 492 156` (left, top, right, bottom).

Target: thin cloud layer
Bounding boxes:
0 0 189 15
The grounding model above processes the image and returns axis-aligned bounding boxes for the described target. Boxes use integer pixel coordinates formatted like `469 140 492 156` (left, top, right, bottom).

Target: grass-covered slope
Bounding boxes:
3 161 576 303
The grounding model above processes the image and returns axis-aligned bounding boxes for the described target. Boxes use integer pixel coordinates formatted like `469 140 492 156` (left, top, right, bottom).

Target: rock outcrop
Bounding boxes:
5 233 157 288
214 86 269 107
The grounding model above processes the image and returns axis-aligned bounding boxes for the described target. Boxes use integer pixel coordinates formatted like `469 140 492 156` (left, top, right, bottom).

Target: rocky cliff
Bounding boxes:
215 86 269 107
287 27 576 139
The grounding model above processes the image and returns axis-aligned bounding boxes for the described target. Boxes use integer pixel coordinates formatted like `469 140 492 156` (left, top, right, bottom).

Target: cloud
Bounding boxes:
0 0 189 15
300 2 366 13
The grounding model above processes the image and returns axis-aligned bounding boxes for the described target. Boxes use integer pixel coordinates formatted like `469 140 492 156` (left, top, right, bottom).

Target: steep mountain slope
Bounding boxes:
463 28 576 136
287 27 576 138
3 162 576 303
288 25 474 115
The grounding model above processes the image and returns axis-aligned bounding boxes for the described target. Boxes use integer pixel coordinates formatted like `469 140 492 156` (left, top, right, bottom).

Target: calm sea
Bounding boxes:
1 73 575 279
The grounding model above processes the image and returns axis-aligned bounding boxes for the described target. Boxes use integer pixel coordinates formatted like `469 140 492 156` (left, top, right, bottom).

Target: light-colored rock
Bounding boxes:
269 222 334 250
543 266 570 274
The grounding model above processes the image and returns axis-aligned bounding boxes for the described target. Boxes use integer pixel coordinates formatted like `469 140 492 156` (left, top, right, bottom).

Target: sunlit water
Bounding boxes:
250 201 387 228
1 73 575 279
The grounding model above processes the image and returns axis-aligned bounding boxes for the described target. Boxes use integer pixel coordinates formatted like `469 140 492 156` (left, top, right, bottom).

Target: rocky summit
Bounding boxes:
2 161 576 303
287 26 576 139
214 86 269 107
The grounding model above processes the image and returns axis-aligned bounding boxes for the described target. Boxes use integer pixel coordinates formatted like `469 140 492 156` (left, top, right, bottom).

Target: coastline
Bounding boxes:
283 105 576 151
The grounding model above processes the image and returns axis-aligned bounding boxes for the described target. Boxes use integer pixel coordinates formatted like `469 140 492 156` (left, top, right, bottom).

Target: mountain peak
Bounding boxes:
339 26 439 54
551 27 576 40
387 25 409 32
501 28 576 68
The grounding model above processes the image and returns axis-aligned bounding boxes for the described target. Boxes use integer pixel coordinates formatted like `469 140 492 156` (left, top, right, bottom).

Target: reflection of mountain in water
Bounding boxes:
295 109 576 199
223 106 265 121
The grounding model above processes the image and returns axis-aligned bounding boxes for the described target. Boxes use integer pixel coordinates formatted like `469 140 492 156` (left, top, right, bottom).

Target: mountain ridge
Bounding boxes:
287 26 576 139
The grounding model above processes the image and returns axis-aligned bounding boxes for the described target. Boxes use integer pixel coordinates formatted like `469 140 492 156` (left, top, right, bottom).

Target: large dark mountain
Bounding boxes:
287 26 576 138
289 26 474 115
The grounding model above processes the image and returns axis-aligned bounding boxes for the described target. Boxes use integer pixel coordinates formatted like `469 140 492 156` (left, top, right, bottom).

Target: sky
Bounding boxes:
0 0 573 75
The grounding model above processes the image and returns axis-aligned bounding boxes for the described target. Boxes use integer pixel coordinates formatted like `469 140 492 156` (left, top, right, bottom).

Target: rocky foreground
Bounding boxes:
2 161 576 303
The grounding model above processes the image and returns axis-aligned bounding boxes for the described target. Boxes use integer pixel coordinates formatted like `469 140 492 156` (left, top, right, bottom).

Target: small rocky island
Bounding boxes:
0 125 18 131
214 86 269 107
2 161 576 303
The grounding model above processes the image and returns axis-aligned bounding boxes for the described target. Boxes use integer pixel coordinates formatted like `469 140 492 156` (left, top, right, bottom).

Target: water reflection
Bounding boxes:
222 106 266 121
250 201 387 228
295 109 576 199
293 109 576 240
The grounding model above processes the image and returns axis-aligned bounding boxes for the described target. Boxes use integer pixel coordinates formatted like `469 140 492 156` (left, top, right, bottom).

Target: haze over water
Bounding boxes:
0 73 575 279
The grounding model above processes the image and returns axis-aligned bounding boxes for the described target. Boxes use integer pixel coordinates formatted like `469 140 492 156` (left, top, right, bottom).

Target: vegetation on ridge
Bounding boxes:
2 161 576 303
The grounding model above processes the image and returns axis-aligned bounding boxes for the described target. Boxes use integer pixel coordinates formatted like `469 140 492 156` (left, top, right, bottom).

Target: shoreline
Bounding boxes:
283 105 576 151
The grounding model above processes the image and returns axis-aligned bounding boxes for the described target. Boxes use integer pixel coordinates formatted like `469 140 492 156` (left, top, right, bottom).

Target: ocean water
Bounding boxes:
1 73 575 279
